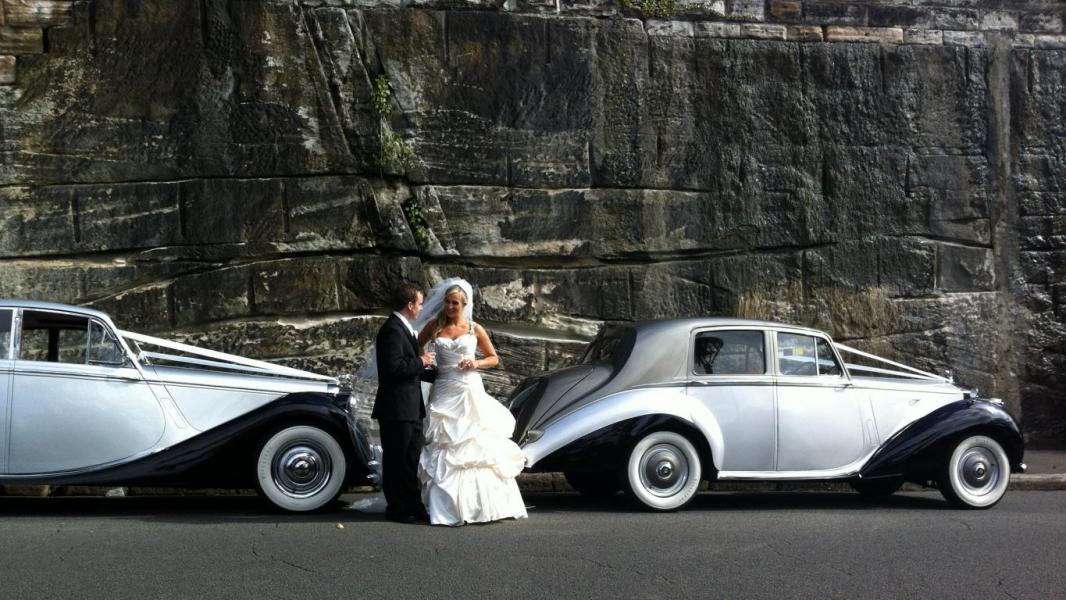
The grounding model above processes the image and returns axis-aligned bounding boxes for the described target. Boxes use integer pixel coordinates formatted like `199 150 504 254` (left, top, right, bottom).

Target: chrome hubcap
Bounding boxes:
639 444 688 497
273 443 332 499
958 447 999 494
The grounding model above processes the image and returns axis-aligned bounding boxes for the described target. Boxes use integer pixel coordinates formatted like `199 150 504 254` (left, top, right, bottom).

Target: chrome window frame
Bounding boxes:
13 307 140 371
688 326 774 383
0 308 13 361
771 327 852 384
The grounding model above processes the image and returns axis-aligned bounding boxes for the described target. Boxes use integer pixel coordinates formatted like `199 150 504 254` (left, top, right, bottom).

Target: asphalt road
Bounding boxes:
0 491 1062 600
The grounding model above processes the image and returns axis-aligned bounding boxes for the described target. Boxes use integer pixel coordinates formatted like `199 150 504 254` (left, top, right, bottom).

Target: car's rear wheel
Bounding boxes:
939 435 1010 509
623 431 702 511
256 425 347 512
850 479 903 499
564 470 621 498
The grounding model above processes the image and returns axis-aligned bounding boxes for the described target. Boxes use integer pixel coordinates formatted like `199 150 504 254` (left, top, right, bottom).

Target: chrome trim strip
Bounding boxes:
10 367 142 384
718 448 879 480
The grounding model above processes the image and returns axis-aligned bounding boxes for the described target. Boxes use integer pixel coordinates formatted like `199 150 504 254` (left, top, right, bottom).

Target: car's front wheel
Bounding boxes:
939 435 1010 509
564 470 621 498
256 425 347 512
623 431 702 511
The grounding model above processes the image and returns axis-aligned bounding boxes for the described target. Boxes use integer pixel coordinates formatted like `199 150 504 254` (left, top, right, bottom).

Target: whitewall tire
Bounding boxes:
624 431 702 511
256 425 347 512
940 435 1010 509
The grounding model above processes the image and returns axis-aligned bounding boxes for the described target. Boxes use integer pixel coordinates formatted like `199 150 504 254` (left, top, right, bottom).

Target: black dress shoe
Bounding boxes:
412 512 430 523
386 513 416 524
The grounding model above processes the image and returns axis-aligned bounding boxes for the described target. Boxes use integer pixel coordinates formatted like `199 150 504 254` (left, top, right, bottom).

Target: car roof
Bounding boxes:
632 317 827 337
0 299 112 322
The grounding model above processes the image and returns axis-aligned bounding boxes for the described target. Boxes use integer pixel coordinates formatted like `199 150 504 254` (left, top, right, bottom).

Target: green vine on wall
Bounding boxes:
402 196 429 248
620 0 680 19
372 74 416 172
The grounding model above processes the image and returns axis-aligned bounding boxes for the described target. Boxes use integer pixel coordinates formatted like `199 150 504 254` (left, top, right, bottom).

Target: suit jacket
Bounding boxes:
371 314 427 422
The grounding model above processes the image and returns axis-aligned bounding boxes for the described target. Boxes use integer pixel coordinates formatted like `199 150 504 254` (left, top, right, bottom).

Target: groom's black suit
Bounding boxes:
372 313 429 519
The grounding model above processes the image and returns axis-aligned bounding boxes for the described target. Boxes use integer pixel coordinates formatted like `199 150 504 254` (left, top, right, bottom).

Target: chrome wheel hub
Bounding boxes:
958 447 999 493
273 443 332 499
639 444 688 498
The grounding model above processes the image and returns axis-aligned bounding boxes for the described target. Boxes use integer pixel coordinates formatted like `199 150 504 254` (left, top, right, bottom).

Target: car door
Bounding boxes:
6 309 166 474
686 328 776 471
0 309 13 472
774 330 870 473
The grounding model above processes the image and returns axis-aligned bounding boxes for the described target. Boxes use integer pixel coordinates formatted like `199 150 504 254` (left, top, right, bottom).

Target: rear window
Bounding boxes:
694 330 766 375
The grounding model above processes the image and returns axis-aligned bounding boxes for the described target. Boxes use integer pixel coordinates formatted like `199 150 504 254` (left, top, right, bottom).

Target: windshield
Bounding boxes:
579 325 634 366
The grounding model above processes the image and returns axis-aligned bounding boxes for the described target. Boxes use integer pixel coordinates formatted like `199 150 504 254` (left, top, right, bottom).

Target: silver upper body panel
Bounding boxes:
0 301 338 476
521 318 968 478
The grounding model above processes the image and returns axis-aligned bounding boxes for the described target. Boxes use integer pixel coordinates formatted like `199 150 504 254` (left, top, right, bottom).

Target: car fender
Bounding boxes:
859 399 1024 480
521 387 724 471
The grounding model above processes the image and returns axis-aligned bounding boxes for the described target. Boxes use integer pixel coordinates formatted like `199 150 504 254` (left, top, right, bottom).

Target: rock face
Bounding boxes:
0 0 1063 443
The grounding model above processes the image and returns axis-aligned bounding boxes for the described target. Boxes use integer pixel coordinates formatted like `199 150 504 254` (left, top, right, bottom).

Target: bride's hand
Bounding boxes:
458 358 477 371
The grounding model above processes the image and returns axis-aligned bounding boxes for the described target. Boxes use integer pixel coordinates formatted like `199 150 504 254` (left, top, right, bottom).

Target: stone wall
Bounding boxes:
0 0 1063 443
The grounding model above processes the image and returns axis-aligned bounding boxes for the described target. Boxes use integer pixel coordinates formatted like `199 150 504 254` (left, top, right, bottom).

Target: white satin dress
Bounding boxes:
418 328 528 526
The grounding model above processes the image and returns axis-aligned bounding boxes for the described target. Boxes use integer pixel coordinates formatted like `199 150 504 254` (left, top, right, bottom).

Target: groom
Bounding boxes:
372 282 435 523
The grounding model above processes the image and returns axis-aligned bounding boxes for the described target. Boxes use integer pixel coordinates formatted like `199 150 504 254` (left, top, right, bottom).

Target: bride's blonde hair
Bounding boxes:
431 285 469 338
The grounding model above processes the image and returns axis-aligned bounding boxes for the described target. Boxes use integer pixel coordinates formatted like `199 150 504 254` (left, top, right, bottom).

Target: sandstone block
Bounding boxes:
0 24 43 53
904 28 943 45
337 255 425 312
646 20 693 38
76 183 182 252
939 244 996 292
182 178 285 246
868 6 935 29
695 21 742 38
1034 34 1066 49
933 8 980 31
805 3 866 26
787 25 823 42
171 267 252 326
878 239 937 298
284 176 379 249
87 285 171 333
1 485 51 496
0 262 84 304
769 0 801 22
980 11 1019 31
825 26 904 44
2 0 74 28
727 0 764 21
742 24 786 40
0 54 13 84
1020 13 1064 34
0 185 75 256
251 257 341 316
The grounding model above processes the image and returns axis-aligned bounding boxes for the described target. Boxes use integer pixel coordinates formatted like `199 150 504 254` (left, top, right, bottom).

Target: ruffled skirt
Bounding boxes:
418 373 528 526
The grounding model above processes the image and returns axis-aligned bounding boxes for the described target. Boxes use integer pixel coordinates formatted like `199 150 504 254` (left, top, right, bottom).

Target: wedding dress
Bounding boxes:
418 325 528 526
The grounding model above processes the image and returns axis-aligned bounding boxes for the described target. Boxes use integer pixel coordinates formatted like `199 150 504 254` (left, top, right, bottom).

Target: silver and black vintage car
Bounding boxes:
509 319 1026 511
0 300 377 512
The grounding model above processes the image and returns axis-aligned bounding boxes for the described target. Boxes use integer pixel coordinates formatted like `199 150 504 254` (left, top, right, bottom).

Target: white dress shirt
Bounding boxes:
393 311 416 337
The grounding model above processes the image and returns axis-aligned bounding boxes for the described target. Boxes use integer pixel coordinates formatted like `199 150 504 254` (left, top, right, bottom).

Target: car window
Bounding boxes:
0 309 11 360
815 337 843 376
694 330 765 375
19 310 91 364
88 320 125 365
777 332 817 376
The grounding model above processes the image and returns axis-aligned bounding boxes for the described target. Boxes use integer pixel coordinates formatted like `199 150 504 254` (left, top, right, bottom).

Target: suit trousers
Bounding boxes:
378 419 426 517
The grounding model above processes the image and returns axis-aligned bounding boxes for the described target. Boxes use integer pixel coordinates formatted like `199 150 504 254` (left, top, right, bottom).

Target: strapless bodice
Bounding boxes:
433 334 477 378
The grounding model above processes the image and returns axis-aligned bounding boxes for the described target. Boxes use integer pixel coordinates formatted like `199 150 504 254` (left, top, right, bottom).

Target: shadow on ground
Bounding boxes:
0 490 951 524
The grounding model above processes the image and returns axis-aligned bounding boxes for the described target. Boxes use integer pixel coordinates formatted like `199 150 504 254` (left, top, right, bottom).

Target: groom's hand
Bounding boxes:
420 352 435 368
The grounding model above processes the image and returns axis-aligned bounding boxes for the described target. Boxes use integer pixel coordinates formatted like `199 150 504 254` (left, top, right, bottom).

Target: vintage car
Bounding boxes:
0 300 377 512
509 319 1026 511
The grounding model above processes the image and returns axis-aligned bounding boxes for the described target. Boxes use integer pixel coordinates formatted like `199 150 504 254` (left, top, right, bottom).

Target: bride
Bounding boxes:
414 279 527 526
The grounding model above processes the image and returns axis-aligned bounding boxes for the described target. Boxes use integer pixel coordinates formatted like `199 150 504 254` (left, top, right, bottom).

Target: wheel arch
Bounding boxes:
860 399 1024 481
523 388 723 476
